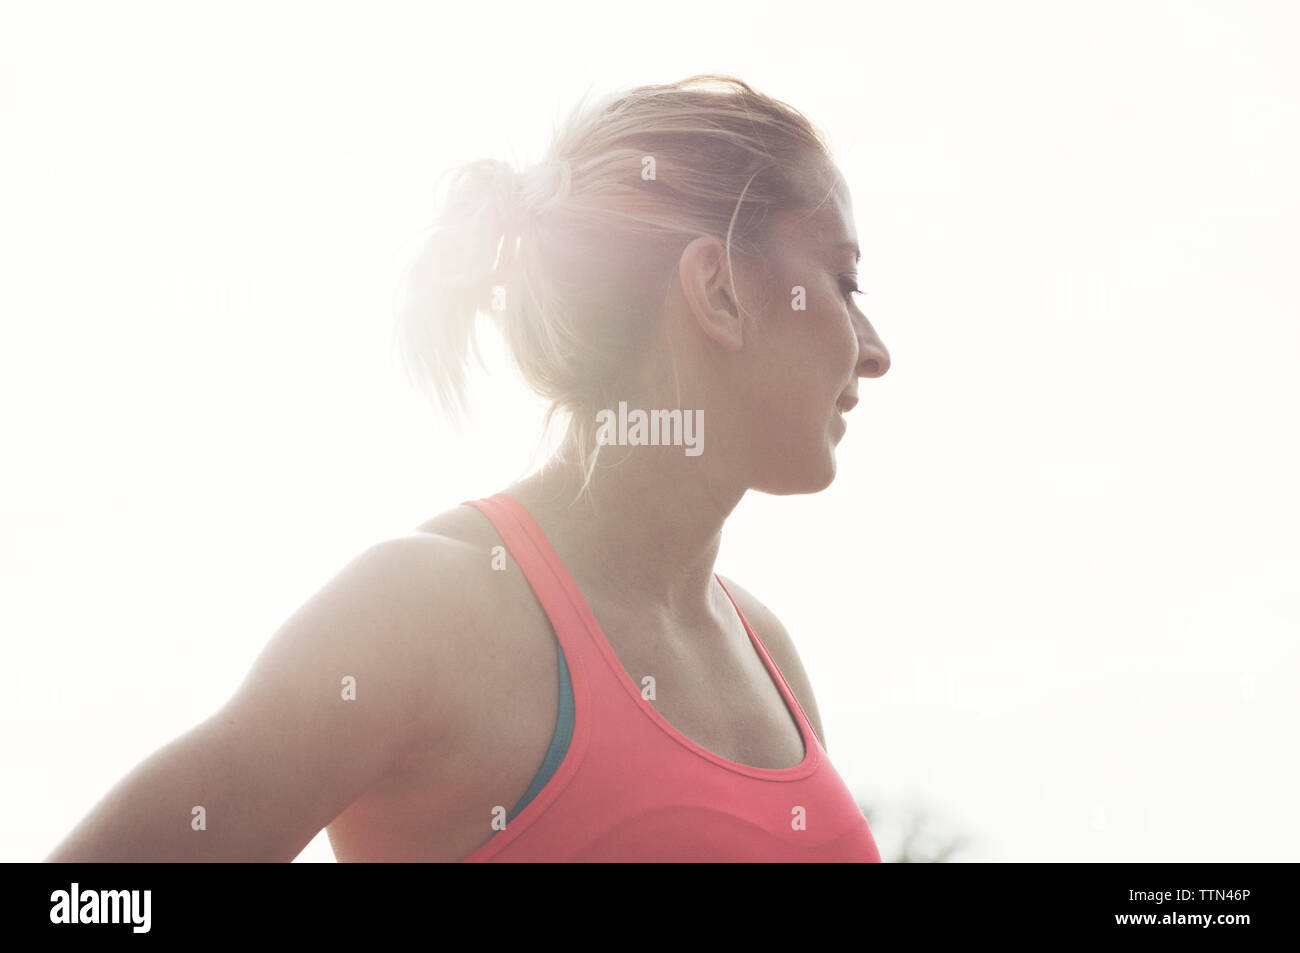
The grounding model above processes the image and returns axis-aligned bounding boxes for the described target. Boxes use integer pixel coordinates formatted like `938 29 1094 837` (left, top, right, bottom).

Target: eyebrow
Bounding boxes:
832 240 861 263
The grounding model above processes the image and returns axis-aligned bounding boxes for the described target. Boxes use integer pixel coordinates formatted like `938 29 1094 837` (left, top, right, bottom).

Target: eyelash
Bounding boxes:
838 276 866 303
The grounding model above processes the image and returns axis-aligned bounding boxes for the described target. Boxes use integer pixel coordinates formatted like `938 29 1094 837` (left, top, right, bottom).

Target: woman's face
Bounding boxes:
731 158 891 494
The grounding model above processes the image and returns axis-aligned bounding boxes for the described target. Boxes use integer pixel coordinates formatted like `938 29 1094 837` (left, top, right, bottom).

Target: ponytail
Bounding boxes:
392 158 516 423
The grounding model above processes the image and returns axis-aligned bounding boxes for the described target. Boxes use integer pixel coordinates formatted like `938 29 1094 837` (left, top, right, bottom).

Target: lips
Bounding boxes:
836 394 859 414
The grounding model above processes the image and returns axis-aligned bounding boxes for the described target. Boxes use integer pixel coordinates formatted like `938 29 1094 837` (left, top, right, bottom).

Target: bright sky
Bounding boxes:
3 0 1296 862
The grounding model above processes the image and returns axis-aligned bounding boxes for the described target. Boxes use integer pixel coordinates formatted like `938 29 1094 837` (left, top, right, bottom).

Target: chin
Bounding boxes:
809 453 837 492
752 445 837 495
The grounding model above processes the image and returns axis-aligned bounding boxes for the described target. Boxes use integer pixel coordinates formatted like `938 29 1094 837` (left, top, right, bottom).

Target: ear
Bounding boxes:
676 235 748 352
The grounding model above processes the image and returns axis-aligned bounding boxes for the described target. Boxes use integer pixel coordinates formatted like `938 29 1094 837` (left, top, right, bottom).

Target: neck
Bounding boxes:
504 432 744 624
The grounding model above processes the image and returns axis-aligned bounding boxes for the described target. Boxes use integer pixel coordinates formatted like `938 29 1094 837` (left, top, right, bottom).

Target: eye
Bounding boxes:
838 276 866 304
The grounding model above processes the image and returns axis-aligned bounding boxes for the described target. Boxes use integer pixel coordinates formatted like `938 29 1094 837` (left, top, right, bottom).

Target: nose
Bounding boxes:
855 316 890 378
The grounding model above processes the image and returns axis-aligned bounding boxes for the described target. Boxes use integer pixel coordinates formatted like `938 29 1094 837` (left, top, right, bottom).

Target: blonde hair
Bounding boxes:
392 74 834 499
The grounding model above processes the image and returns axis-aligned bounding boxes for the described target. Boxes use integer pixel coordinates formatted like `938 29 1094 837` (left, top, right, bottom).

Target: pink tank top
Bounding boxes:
459 492 882 862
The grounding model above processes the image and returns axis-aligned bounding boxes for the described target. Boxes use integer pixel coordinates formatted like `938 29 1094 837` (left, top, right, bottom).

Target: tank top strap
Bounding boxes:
460 492 596 675
714 574 823 753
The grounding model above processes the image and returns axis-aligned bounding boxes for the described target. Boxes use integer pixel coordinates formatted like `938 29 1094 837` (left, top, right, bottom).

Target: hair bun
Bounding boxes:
516 158 572 220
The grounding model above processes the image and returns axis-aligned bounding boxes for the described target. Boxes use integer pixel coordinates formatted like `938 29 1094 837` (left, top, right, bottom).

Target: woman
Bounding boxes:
46 74 891 862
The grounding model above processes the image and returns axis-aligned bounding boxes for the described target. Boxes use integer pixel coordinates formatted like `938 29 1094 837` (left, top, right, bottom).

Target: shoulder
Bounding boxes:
412 502 501 551
249 526 497 698
717 574 828 751
196 526 502 820
245 516 506 738
309 520 499 644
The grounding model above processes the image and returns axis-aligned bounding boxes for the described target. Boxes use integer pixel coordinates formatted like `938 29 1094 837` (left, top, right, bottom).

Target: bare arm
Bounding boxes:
45 534 472 862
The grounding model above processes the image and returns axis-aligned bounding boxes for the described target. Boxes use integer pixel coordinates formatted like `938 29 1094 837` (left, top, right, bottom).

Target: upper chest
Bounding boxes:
455 561 809 774
423 503 798 728
445 495 807 756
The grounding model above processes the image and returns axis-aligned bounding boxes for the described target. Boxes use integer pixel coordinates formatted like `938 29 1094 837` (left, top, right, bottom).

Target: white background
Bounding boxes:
3 0 1296 862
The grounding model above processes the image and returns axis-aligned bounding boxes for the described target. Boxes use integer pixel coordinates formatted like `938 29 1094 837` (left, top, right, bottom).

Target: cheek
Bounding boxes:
828 308 859 372
821 314 863 392
742 293 853 422
746 354 835 441
801 313 857 406
740 354 810 435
